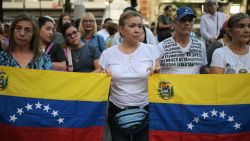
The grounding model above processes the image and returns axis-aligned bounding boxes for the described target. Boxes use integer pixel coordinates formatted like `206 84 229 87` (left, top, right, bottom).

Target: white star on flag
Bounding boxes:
227 116 234 122
187 123 194 130
43 104 51 112
35 101 42 109
57 117 64 124
25 103 33 111
17 108 24 116
51 110 59 117
234 122 241 130
219 111 227 119
9 114 17 122
201 111 209 119
210 109 218 117
192 117 199 123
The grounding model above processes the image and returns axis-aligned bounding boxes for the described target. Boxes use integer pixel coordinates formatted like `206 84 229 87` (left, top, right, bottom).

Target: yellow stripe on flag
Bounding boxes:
0 66 111 101
149 74 250 105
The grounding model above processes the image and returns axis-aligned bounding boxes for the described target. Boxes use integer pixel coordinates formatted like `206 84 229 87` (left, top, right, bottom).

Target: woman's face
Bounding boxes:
81 16 95 31
39 21 54 44
65 26 81 46
120 16 143 43
14 20 33 47
62 16 71 25
229 18 250 44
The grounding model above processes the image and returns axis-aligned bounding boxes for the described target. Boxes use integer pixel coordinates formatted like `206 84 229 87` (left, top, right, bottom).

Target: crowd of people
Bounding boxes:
0 0 250 140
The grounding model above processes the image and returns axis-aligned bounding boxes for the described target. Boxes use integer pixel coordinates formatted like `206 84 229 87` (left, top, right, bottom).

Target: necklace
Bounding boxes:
71 48 82 63
85 35 91 40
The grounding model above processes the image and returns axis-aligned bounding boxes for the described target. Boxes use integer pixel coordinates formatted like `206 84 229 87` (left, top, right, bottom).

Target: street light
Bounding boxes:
39 0 42 16
230 4 240 14
23 0 25 11
106 0 113 18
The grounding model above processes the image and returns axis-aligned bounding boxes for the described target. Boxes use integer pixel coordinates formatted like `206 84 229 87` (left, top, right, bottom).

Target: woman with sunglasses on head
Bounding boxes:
78 12 106 53
210 13 250 74
37 16 67 71
62 23 101 72
0 14 52 70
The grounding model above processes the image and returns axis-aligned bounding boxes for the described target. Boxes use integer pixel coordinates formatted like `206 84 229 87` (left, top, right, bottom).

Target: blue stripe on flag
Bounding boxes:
149 103 250 134
0 95 107 128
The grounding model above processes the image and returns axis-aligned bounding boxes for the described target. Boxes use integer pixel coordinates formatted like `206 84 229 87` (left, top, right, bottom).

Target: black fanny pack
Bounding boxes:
114 106 148 135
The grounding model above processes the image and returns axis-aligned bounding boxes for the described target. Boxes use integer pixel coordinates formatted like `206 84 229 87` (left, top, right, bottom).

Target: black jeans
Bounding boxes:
107 102 148 141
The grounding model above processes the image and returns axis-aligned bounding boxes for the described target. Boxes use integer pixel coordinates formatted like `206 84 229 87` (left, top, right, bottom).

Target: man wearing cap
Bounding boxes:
156 6 207 74
200 0 227 47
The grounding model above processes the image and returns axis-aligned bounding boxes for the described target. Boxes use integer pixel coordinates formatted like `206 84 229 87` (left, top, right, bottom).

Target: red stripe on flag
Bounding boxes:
0 123 103 141
149 130 250 141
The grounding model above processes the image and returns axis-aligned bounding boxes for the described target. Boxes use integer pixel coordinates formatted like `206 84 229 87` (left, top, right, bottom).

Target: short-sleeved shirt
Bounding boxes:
157 37 207 74
45 44 66 62
71 44 100 72
211 46 250 74
99 43 159 109
0 51 52 70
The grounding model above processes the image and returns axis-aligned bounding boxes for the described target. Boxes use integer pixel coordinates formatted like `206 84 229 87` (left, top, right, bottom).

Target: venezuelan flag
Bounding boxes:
0 66 111 141
149 74 250 141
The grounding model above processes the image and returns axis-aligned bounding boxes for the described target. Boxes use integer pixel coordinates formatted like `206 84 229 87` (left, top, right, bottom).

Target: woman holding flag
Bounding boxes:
0 14 52 70
99 11 159 141
210 13 250 74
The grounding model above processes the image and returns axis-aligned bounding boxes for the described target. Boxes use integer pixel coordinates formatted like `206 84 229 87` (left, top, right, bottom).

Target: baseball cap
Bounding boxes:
176 6 196 21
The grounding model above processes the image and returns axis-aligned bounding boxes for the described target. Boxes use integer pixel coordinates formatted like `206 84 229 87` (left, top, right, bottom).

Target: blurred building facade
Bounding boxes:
2 0 249 26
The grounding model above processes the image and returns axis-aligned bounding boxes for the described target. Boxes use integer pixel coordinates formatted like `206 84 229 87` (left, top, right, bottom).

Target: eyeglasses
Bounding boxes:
82 20 94 24
65 30 78 38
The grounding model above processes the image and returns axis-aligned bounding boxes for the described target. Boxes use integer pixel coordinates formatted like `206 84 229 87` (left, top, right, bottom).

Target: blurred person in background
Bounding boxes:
56 13 72 33
156 5 173 42
200 0 227 47
97 18 113 41
106 22 118 48
78 12 106 53
206 20 231 67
